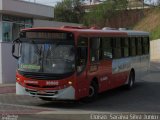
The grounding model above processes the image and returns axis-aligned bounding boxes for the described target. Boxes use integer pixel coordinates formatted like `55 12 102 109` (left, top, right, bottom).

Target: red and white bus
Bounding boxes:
12 26 150 101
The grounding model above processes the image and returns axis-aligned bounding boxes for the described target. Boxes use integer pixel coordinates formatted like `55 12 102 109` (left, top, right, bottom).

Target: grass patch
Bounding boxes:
134 8 160 40
151 25 160 40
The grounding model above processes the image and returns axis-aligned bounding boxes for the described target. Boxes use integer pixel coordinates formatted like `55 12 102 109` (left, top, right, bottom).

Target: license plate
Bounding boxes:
38 91 46 94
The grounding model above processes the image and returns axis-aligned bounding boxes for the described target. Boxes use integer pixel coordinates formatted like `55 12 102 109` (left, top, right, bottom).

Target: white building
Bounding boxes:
0 0 80 84
82 0 105 5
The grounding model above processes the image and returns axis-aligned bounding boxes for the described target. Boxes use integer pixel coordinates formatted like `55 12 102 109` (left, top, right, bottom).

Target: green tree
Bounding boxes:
54 0 85 23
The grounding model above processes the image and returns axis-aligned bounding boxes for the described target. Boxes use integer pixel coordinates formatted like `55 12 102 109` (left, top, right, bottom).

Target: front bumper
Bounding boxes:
16 83 75 100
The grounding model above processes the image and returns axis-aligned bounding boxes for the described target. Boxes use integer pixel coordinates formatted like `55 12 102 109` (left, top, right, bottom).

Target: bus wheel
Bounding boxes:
88 81 98 99
126 71 135 89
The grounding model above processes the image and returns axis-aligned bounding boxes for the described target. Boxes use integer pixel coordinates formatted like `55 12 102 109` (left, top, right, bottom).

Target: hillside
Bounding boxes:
134 8 160 40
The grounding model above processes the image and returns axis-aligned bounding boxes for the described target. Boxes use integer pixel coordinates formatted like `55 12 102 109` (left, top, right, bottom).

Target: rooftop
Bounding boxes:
22 26 149 36
21 0 58 6
0 0 54 19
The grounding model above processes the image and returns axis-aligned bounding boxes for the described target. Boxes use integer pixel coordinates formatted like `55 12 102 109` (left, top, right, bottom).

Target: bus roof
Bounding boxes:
22 27 149 37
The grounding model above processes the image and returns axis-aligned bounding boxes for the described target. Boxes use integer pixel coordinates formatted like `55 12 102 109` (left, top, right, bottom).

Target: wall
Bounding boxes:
0 43 17 84
0 22 2 84
150 39 160 60
0 44 2 84
2 43 17 83
105 9 150 28
0 0 2 10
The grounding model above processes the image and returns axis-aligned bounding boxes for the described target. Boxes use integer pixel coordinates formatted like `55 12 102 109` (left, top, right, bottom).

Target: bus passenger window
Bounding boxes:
90 38 100 62
136 37 142 55
129 37 136 56
142 37 149 54
113 48 121 58
77 37 88 73
101 37 113 59
77 47 87 66
121 37 129 57
113 37 122 59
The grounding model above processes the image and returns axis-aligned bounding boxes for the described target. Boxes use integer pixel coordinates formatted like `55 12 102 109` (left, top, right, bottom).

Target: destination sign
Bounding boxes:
20 32 72 40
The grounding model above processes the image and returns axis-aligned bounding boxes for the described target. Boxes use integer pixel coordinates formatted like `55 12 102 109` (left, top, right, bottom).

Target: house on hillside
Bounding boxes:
82 0 149 10
81 0 105 5
128 0 144 8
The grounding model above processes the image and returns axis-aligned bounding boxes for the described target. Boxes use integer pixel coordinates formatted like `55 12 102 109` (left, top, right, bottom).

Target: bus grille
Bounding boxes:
26 89 58 96
26 83 56 88
18 71 74 80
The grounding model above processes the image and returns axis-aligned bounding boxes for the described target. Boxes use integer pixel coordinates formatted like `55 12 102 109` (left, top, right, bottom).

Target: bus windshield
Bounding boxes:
18 40 75 74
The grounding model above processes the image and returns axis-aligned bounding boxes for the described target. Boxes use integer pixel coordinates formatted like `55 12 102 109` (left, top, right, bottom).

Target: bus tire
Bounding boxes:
126 71 135 89
88 81 98 100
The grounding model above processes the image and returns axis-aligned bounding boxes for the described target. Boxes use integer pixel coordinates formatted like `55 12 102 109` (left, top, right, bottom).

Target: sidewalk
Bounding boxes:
150 60 160 72
0 84 16 94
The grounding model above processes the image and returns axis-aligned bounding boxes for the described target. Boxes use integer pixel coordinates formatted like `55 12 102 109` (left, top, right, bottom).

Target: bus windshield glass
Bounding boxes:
18 39 75 74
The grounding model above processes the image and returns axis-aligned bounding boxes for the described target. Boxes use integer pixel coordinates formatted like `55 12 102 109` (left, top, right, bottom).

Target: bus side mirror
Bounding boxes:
12 38 21 59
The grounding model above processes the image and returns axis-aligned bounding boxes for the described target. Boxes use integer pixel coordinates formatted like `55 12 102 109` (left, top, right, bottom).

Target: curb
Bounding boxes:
0 84 16 94
0 84 15 87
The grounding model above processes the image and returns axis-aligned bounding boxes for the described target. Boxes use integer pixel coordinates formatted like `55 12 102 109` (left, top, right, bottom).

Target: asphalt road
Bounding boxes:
0 61 160 120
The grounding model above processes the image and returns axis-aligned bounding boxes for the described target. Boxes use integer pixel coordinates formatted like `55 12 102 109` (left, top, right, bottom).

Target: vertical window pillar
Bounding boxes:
0 14 2 42
2 22 12 42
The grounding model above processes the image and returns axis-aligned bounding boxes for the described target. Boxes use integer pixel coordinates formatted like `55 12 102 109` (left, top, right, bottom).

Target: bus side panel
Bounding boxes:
135 55 150 80
97 60 112 92
86 59 112 93
111 55 150 86
76 69 90 100
111 58 131 88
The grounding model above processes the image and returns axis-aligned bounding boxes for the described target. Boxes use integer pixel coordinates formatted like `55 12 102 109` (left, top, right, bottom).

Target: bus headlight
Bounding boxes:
68 81 72 85
16 77 20 81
